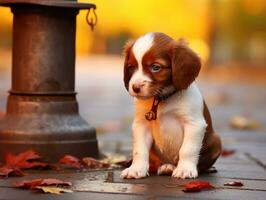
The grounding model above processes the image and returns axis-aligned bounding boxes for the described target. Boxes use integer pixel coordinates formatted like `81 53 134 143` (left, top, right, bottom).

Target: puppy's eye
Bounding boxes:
150 64 161 73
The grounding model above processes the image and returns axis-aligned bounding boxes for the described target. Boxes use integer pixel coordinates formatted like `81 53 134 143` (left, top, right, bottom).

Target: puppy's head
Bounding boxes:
123 32 201 100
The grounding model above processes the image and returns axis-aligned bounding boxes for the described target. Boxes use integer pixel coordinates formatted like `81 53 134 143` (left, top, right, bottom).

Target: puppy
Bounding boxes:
121 32 221 179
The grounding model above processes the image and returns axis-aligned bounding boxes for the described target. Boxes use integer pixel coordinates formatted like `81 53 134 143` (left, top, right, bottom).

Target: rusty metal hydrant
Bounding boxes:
0 0 99 162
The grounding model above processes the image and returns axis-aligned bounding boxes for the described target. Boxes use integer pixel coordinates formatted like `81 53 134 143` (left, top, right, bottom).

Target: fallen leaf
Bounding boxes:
0 166 25 177
230 116 261 130
224 181 243 187
82 157 109 169
5 150 47 169
183 181 214 193
58 155 81 169
221 149 235 157
35 186 73 194
15 178 72 189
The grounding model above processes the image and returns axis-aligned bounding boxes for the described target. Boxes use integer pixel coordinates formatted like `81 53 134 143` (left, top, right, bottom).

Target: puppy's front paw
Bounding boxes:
172 161 198 179
120 163 149 179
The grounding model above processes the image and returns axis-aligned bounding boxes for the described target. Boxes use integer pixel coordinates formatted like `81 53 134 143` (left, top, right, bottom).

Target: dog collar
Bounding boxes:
145 98 161 121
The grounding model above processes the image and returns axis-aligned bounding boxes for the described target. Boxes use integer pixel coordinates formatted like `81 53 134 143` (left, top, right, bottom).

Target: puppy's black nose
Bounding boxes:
132 84 141 93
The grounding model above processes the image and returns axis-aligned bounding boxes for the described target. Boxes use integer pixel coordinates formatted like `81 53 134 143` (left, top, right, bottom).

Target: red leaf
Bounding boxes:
15 178 72 189
224 181 243 187
221 149 235 157
4 150 47 169
0 166 25 177
183 181 214 193
58 155 81 169
5 150 40 165
82 157 109 168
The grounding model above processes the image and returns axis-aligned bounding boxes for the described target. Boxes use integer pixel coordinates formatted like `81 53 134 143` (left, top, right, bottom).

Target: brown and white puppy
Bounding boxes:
121 32 221 179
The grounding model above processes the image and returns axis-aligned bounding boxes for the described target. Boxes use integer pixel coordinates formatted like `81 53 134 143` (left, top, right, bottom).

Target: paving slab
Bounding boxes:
111 170 266 191
1 57 266 199
0 188 152 200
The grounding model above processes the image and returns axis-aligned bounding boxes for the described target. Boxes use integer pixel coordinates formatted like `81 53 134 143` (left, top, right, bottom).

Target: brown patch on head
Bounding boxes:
171 39 201 91
141 33 201 94
141 33 174 97
123 40 137 90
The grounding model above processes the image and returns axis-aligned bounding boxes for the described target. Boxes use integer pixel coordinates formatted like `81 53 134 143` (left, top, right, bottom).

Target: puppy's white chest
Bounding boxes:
151 113 184 164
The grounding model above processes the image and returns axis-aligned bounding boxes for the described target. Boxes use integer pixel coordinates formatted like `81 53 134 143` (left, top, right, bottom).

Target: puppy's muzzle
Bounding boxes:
132 83 144 94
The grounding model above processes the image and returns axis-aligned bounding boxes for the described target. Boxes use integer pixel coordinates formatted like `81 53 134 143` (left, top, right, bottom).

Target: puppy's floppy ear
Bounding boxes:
123 40 135 90
171 39 201 91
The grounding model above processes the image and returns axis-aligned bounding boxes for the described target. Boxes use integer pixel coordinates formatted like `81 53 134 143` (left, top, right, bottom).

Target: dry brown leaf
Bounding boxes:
15 178 72 188
230 116 261 130
82 157 109 169
224 181 243 187
35 186 73 194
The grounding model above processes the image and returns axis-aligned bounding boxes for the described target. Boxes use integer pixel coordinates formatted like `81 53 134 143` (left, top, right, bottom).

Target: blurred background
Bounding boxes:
0 0 265 65
0 0 265 153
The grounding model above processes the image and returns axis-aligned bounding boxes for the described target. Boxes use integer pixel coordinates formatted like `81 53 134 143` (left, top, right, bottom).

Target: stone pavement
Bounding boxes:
0 56 266 199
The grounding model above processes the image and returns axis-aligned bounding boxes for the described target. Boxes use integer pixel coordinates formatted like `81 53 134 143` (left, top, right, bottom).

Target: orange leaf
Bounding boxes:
183 181 214 193
58 155 81 169
15 178 72 189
